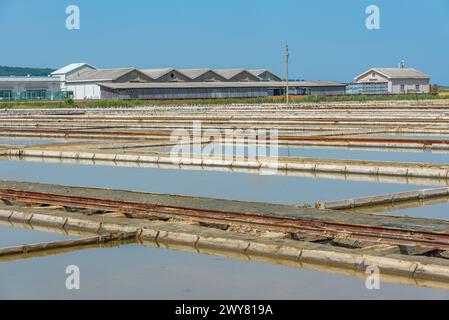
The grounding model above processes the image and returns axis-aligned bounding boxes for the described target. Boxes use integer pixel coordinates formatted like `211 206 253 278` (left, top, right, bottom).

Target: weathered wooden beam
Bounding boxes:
0 232 137 257
317 187 449 210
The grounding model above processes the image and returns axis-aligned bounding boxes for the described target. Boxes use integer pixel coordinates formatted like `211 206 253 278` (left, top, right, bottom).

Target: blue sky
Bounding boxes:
1 0 448 84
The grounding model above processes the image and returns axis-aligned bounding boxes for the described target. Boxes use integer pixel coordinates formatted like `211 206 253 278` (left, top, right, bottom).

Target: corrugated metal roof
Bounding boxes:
356 68 430 80
374 68 430 79
248 69 268 76
66 68 136 82
51 63 95 75
248 69 282 81
213 69 248 80
57 64 282 82
178 69 211 79
99 81 345 90
141 68 176 80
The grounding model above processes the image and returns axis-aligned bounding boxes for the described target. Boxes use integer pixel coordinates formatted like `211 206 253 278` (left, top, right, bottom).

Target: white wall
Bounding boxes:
55 65 95 91
66 82 104 100
390 79 430 94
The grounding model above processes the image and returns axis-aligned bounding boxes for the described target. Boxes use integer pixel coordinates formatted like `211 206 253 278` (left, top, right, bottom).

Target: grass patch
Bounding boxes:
1 93 448 109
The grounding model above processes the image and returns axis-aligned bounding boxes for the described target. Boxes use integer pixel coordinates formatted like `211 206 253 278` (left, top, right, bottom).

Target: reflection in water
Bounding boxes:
386 201 449 220
0 138 69 146
1 221 449 298
0 145 448 299
1 240 449 299
0 159 435 205
153 143 449 165
0 225 78 248
352 200 449 220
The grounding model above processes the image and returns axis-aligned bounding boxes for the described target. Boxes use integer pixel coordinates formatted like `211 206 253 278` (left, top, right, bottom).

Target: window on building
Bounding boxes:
371 72 376 78
416 84 421 92
25 90 48 100
0 91 12 101
400 84 405 92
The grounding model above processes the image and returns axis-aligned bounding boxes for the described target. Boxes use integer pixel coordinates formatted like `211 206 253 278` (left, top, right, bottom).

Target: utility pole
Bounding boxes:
285 42 290 106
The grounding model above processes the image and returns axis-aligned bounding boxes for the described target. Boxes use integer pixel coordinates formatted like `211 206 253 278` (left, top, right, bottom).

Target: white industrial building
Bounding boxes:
0 63 96 101
354 67 431 94
0 76 62 101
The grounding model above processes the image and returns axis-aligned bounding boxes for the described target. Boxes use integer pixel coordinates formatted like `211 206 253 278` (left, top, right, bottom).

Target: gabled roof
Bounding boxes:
178 69 212 79
141 68 178 80
51 63 96 76
248 69 282 80
66 68 137 82
213 69 248 80
248 69 270 76
355 68 430 80
178 69 228 81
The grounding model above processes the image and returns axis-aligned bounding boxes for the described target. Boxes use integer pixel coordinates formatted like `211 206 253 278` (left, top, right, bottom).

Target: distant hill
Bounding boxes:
0 66 55 77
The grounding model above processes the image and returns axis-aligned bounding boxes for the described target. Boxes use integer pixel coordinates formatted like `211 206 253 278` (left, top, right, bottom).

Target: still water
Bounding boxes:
156 144 449 165
275 147 449 164
0 138 68 146
1 232 449 300
371 201 449 220
0 159 433 205
0 157 448 299
0 225 78 247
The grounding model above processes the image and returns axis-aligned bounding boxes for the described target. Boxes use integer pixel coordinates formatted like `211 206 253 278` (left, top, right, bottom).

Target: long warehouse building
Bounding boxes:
58 63 345 100
98 81 345 100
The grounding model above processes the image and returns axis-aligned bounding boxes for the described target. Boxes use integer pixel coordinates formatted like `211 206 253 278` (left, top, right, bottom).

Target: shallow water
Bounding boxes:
0 153 447 299
1 241 449 299
0 138 68 146
0 225 78 247
0 159 432 205
278 147 449 164
156 144 449 165
379 202 449 220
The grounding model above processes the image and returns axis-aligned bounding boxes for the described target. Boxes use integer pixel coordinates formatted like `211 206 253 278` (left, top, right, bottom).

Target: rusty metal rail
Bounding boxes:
2 187 449 250
278 136 449 146
0 128 170 138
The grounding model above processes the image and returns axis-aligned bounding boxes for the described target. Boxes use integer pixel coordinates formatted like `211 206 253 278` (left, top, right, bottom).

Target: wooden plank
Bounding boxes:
0 232 137 257
1 180 449 234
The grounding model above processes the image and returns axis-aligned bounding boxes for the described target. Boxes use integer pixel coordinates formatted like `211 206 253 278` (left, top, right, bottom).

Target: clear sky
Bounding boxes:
1 0 448 84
